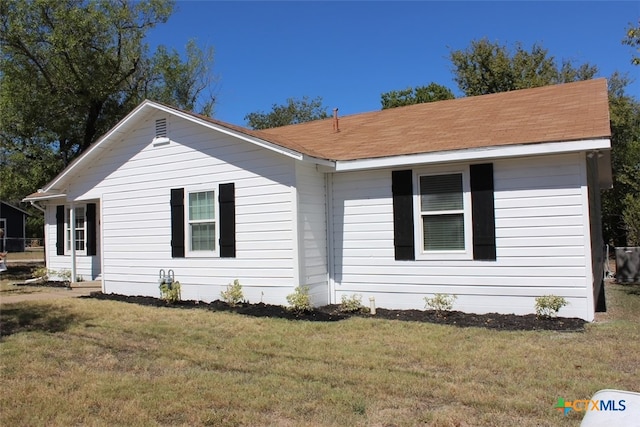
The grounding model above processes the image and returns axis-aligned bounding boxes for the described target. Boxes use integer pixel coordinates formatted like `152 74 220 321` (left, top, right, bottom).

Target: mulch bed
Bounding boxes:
85 292 587 332
12 281 71 288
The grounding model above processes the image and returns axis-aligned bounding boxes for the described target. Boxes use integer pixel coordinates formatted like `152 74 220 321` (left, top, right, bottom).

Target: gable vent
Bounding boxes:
155 118 167 138
153 118 170 146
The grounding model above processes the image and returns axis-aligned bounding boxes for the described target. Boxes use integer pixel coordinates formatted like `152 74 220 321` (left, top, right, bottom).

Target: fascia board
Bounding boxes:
334 138 611 172
302 155 335 168
23 193 68 202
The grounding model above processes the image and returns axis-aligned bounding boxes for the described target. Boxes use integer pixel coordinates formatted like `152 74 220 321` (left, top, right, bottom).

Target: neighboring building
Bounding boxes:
0 201 30 252
24 79 612 320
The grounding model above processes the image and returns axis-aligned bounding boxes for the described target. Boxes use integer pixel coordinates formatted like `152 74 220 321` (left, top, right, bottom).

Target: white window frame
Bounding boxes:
65 206 87 256
413 166 473 260
185 186 218 257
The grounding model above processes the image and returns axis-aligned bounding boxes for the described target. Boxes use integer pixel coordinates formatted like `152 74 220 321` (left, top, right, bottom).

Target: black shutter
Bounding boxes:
392 170 415 260
86 203 97 256
170 188 185 258
470 163 496 260
56 205 65 255
219 183 236 258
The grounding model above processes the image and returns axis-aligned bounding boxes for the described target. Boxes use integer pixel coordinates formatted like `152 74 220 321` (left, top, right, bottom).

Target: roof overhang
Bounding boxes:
23 192 68 202
331 138 611 172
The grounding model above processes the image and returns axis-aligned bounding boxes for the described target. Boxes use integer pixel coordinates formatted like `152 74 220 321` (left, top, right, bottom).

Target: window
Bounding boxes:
393 165 496 262
65 207 86 254
415 169 472 258
188 190 216 253
171 184 235 258
419 174 464 250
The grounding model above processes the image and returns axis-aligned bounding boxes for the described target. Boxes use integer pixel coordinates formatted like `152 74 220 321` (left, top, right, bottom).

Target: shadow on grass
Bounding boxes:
618 283 640 296
0 263 42 282
0 303 83 338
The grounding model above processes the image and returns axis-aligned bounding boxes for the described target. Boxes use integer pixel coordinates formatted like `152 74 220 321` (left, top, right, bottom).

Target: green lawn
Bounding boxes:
1 282 639 426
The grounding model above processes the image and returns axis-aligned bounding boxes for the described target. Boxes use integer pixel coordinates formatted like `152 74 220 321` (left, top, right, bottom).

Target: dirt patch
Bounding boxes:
85 292 586 332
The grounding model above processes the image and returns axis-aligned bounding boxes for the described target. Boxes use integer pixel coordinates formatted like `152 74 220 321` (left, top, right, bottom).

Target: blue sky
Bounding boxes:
147 1 640 126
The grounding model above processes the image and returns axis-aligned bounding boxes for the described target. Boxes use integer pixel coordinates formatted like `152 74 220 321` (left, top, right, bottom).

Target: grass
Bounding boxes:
1 282 639 426
0 262 51 296
2 247 45 262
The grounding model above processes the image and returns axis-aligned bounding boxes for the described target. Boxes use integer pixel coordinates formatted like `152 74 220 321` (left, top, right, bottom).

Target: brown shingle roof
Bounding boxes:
247 79 610 161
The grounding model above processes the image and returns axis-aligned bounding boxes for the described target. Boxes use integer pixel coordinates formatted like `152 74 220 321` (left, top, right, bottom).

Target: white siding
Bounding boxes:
295 162 328 306
331 153 595 320
61 112 298 305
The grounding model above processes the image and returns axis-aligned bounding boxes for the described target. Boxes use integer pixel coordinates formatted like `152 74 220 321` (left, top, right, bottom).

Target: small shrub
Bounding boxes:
220 279 244 307
33 267 49 280
56 269 73 282
33 268 72 283
535 295 568 318
159 281 181 303
286 285 312 313
340 293 369 313
424 293 457 315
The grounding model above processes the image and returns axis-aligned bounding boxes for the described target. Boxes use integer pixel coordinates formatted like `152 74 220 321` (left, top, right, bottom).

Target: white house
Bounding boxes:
25 79 612 320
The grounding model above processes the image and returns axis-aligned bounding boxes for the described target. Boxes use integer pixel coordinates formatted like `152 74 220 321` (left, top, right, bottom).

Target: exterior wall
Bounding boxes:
56 111 298 304
295 162 328 305
331 153 595 320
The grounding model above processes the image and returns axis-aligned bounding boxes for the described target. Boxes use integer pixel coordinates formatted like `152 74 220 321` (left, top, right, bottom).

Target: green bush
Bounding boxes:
33 267 49 280
33 267 72 283
220 279 244 306
57 269 73 282
286 286 312 313
424 293 457 315
159 281 181 303
535 295 568 318
340 293 369 313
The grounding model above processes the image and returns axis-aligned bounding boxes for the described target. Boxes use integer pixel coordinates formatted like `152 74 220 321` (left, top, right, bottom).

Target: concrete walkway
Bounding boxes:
0 281 102 305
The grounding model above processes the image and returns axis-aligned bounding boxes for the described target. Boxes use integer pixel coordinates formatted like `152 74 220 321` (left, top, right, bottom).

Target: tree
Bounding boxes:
245 96 329 130
0 0 216 161
602 73 640 246
606 22 640 246
0 0 217 236
380 82 454 109
623 19 640 65
449 38 597 96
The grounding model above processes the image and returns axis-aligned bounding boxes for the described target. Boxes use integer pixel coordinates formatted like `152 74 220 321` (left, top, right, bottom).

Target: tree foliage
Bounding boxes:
380 82 454 109
623 19 640 65
449 38 597 96
602 74 640 245
0 0 216 236
244 96 329 130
